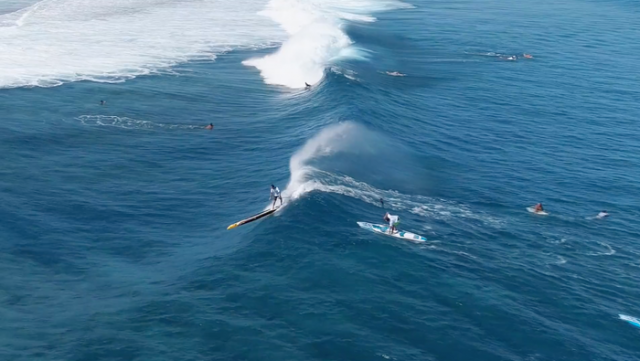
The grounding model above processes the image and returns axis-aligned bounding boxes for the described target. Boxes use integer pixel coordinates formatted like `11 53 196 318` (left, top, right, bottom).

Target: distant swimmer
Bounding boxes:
527 203 548 215
305 82 311 89
100 100 106 105
596 210 609 219
205 123 214 130
534 203 544 212
379 198 384 208
383 212 399 234
270 184 283 209
501 55 517 61
523 53 533 59
385 71 406 77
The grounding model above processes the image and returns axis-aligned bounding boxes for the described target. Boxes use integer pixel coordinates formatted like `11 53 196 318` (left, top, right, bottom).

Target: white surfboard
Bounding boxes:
527 206 549 216
357 222 427 243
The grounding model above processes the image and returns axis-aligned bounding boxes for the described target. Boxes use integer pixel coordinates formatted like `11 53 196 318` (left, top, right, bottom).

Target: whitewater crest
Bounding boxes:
243 0 412 89
277 122 503 226
0 0 411 89
0 0 284 89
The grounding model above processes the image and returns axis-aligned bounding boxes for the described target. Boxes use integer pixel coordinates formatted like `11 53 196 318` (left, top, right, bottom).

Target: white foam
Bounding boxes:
282 121 360 202
278 122 503 227
586 242 616 256
331 66 358 81
243 0 411 88
620 314 640 323
0 0 40 14
77 115 201 130
0 0 284 88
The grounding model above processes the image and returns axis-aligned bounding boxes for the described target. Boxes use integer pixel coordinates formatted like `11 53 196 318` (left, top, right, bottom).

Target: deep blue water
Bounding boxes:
2 0 640 360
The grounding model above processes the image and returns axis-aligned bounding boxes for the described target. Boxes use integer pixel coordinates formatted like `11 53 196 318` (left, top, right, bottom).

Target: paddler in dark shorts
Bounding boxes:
270 185 282 209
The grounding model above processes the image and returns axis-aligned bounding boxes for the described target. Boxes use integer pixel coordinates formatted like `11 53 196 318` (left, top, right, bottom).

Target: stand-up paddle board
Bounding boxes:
620 314 640 328
357 222 427 243
227 207 279 230
527 206 549 216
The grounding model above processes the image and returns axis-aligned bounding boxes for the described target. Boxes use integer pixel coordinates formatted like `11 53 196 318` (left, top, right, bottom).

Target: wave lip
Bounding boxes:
275 122 503 227
0 0 284 89
244 0 412 89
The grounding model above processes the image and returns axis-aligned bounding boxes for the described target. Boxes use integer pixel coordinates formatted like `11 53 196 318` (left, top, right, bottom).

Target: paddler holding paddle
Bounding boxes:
383 212 399 234
270 185 283 209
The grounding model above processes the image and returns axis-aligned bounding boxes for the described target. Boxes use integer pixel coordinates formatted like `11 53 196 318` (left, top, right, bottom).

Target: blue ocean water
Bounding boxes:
1 0 640 360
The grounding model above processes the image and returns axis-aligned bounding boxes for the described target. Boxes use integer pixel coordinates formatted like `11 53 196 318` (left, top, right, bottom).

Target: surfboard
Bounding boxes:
227 207 278 230
357 222 427 243
619 314 640 328
527 206 549 216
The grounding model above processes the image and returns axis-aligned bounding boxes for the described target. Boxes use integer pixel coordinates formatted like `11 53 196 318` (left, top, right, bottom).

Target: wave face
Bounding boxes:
276 122 503 227
4 1 640 361
0 0 283 88
243 0 411 88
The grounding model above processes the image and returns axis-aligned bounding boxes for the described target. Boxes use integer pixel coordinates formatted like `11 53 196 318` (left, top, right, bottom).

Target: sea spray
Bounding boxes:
244 0 412 88
0 0 282 88
283 122 361 201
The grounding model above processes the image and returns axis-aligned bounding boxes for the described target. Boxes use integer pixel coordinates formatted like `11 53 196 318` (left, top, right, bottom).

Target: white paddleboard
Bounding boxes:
620 314 640 328
527 206 549 216
357 222 427 243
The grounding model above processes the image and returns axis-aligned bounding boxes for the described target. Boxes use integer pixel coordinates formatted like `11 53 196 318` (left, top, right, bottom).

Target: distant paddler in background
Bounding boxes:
534 203 544 212
270 184 282 209
527 203 548 215
385 71 406 77
383 212 399 234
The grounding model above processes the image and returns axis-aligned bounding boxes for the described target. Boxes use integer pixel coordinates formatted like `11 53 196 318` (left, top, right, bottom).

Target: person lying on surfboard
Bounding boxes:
383 212 399 234
270 185 282 209
534 203 544 212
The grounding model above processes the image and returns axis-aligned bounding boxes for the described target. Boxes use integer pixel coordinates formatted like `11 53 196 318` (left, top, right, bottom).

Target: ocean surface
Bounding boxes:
2 0 640 360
